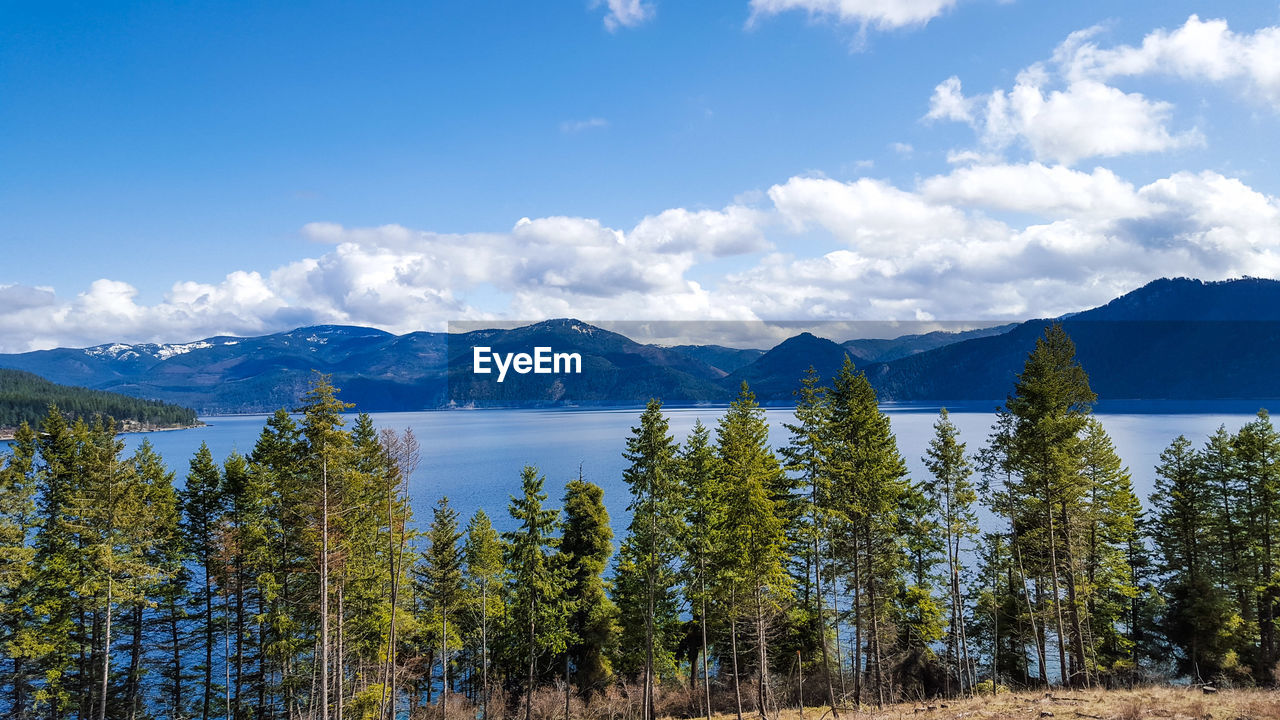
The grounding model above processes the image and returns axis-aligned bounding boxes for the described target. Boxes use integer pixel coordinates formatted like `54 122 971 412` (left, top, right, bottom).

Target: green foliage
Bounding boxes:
504 465 571 698
4 335 1279 714
560 477 617 695
0 368 198 431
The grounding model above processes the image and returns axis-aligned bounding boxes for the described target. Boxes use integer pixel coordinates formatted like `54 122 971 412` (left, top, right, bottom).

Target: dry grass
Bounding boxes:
670 686 1280 720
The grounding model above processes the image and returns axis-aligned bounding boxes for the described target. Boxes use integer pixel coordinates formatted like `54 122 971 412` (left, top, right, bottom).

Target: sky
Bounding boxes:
2 1 1280 352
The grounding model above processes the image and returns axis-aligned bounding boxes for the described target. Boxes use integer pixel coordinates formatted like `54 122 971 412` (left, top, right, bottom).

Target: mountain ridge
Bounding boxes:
2 277 1277 412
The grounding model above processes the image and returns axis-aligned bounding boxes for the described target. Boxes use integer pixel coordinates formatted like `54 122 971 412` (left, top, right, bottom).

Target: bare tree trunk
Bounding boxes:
730 586 743 720
526 594 536 720
1014 540 1047 687
851 535 863 705
321 458 331 720
814 533 837 716
1045 486 1068 687
701 574 711 720
169 593 183 719
98 579 113 720
126 603 143 720
754 586 769 720
482 581 490 720
865 529 883 708
441 604 448 716
203 562 214 720
337 581 345 720
236 549 245 718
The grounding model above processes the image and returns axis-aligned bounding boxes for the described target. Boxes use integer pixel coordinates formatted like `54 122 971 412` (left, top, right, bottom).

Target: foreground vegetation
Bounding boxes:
1 322 1278 720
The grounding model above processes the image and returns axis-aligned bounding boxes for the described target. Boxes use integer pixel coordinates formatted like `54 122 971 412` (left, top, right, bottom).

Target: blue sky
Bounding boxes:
3 1 1280 351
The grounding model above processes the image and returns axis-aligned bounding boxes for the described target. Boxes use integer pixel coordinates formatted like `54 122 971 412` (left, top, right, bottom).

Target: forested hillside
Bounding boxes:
0 368 198 434
1 325 1276 720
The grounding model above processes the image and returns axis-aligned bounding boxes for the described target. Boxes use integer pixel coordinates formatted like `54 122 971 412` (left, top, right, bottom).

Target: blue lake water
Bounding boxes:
93 403 1275 539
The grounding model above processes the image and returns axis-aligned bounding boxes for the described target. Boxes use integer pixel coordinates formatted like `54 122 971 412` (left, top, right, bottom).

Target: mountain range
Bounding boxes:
0 277 1276 413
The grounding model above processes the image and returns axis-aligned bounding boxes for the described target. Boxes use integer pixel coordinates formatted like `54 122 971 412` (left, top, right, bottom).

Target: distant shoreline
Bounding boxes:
185 398 1279 419
0 421 205 442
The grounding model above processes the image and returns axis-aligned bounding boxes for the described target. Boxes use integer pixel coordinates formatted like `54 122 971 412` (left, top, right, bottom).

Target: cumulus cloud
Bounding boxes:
1060 15 1280 107
595 0 654 32
748 0 958 31
4 162 1279 353
931 69 1201 165
920 163 1152 219
922 18 1280 164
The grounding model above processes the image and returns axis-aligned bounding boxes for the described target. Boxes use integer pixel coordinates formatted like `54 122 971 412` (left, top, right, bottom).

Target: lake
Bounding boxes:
94 402 1275 539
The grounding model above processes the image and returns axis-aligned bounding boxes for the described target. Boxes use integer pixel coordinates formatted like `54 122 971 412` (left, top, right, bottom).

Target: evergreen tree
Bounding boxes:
716 382 791 718
125 440 183 720
560 477 616 696
1233 411 1280 682
923 409 978 696
1078 418 1141 681
71 418 162 720
824 359 910 706
614 399 682 720
679 420 720 720
1150 435 1231 680
26 407 83 717
249 408 308 717
985 324 1096 687
0 422 37 718
781 368 838 712
463 509 504 720
181 443 227 720
299 374 355 720
421 497 464 712
504 465 569 720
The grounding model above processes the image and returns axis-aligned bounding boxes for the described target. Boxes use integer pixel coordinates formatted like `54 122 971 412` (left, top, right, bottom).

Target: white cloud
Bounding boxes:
925 18 1268 165
595 0 654 32
560 117 610 134
920 163 1151 219
4 162 1279 353
748 0 958 31
925 76 973 123
953 73 1201 165
1061 15 1280 107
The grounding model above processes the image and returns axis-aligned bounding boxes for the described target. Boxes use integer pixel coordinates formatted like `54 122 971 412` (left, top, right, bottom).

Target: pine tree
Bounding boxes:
614 400 682 720
376 427 419 720
504 465 569 720
923 409 978 696
70 417 162 720
716 382 791 719
422 497 464 712
781 368 838 712
1150 435 1231 680
26 407 83 717
1233 411 1280 682
1078 418 1141 681
249 408 308 717
299 373 355 720
1 422 38 718
181 443 227 720
560 476 616 696
679 420 720 720
985 324 1096 687
463 509 504 720
125 440 183 720
824 359 910 706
